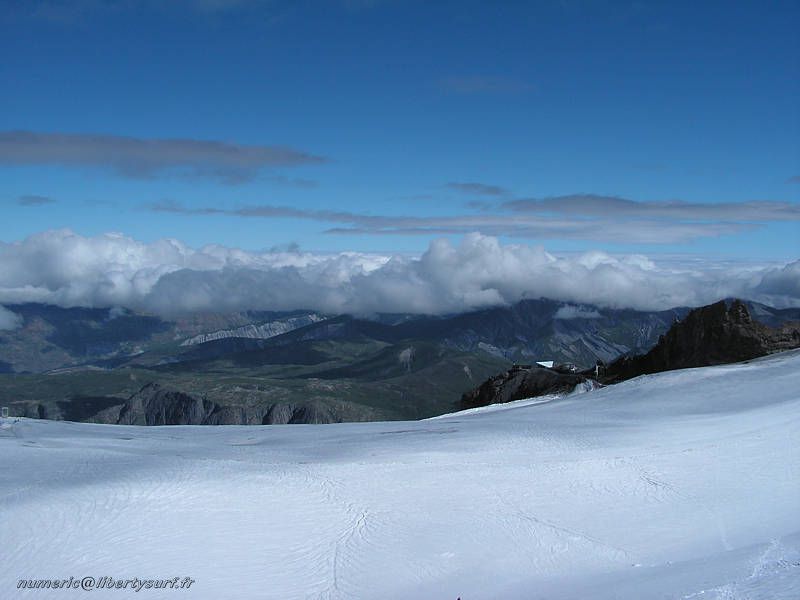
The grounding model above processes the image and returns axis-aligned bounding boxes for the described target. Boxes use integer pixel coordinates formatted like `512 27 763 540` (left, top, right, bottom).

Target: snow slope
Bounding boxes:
2 351 799 599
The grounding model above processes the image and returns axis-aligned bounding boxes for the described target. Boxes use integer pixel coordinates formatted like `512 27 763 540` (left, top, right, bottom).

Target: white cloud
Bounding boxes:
0 229 797 316
0 305 22 330
554 305 603 320
753 260 800 307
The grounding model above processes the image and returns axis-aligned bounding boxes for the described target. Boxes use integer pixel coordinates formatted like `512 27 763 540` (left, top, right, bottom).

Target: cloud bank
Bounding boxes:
0 230 797 316
553 305 602 320
152 193 798 244
0 131 326 184
0 305 22 330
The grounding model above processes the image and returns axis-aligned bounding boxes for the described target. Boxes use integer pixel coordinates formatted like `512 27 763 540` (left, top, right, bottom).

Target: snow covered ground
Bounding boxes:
2 351 799 599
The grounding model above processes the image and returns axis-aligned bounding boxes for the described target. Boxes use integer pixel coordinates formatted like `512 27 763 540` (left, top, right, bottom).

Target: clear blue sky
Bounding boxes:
1 0 798 259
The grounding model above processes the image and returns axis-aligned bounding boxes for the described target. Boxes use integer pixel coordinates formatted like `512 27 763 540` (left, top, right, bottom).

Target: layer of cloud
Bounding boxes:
788 176 800 184
504 194 800 221
0 131 327 184
0 229 797 317
150 192 799 244
150 198 769 244
0 305 22 330
446 182 510 197
753 260 800 306
554 305 602 320
17 194 56 206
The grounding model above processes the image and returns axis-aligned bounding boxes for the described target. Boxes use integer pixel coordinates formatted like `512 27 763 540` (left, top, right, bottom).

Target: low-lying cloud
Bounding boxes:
0 229 797 316
554 305 603 320
0 305 22 330
0 131 327 184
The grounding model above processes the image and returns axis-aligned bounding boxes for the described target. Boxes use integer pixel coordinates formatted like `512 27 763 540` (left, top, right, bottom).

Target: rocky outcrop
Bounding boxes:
110 383 347 425
262 401 337 425
204 405 264 426
461 365 587 410
116 383 219 425
601 299 800 383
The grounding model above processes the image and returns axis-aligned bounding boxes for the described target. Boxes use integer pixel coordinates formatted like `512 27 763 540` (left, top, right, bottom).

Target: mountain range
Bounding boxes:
1 298 798 424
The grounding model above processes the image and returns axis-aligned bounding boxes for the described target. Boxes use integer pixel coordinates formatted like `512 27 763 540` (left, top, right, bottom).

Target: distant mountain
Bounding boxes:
2 298 798 425
0 303 170 373
0 304 323 373
179 313 326 346
167 298 691 370
400 298 688 365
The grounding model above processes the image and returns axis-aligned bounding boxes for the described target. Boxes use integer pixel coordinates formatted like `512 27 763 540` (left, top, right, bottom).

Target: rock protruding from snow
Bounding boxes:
602 299 800 383
460 364 587 410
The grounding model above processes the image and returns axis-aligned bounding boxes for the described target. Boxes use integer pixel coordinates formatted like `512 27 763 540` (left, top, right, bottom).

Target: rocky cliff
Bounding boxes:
114 383 220 425
460 365 587 410
90 382 372 425
600 299 800 383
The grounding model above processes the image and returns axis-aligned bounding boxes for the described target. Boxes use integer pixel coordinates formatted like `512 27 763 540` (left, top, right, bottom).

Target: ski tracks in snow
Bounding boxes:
286 463 383 600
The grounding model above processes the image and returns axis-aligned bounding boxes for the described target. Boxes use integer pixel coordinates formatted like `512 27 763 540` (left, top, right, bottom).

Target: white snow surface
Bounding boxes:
2 351 800 599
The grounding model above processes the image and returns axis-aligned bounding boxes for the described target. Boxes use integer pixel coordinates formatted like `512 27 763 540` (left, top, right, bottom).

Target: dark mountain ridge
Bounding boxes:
166 298 691 371
600 299 800 383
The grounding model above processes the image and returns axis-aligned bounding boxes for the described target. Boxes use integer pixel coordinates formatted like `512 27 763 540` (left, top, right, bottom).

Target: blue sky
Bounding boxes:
1 0 798 261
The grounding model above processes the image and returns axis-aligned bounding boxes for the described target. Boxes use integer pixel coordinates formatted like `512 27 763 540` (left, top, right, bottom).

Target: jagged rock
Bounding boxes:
205 405 263 425
461 365 587 410
288 401 336 424
116 383 218 425
262 403 297 424
601 299 800 383
112 383 345 426
262 401 336 425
